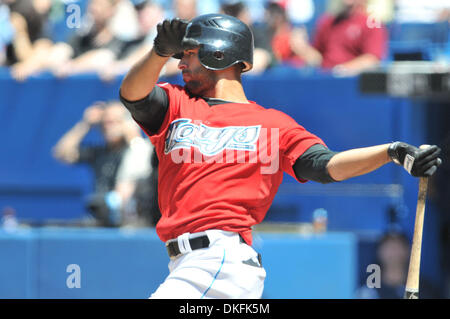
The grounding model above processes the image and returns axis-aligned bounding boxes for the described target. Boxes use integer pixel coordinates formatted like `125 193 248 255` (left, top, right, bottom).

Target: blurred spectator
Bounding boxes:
0 3 14 65
53 101 153 227
162 0 220 17
366 0 394 24
47 0 136 78
44 0 81 44
328 0 395 24
2 0 130 79
133 147 161 227
390 0 449 47
173 0 197 21
394 0 450 24
109 0 140 42
220 0 274 74
434 132 450 298
291 0 387 76
279 0 315 26
1 206 19 232
114 113 155 226
99 0 171 81
356 232 441 299
196 0 220 16
5 0 54 81
264 1 307 68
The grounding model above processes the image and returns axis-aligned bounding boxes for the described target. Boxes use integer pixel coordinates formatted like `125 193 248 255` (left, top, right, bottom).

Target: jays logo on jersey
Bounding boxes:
164 119 261 156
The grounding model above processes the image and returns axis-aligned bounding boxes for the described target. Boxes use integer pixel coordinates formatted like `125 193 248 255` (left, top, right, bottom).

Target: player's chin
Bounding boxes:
184 80 203 95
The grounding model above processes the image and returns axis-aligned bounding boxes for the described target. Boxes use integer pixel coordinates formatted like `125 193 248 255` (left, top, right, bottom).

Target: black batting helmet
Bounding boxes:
174 13 254 72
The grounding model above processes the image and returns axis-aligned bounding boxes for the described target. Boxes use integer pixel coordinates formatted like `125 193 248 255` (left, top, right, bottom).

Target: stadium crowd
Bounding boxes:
0 0 449 81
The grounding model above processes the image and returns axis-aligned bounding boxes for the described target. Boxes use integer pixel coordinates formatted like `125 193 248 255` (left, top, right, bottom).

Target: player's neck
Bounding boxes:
205 77 249 104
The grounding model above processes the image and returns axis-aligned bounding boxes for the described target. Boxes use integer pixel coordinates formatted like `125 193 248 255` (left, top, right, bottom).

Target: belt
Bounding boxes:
166 233 246 258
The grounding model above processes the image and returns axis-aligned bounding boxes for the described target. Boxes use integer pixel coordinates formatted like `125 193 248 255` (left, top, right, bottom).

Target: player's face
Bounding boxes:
178 48 217 96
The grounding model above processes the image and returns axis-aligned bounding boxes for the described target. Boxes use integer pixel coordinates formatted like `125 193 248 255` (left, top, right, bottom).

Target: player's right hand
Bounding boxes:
388 141 442 177
153 18 189 57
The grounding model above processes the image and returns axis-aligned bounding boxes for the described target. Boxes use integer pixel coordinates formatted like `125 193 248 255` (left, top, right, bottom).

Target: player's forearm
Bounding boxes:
120 49 170 101
326 144 392 181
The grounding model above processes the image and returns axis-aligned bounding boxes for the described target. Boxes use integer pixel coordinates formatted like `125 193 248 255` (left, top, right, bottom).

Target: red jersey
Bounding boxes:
144 83 325 245
313 11 387 69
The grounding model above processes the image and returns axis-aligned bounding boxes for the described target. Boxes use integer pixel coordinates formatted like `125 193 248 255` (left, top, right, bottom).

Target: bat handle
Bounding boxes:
404 177 428 299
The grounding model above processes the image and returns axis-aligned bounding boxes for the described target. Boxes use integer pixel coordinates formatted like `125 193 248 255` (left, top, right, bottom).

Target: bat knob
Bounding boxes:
404 290 419 299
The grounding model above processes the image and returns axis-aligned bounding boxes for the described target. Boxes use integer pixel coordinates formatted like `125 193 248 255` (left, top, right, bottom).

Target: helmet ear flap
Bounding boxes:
197 43 250 71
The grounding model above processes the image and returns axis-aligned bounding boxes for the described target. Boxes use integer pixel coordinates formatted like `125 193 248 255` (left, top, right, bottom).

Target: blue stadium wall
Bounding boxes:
0 228 357 299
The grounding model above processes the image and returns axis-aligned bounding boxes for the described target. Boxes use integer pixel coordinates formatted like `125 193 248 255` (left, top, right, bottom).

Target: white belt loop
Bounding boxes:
177 232 192 254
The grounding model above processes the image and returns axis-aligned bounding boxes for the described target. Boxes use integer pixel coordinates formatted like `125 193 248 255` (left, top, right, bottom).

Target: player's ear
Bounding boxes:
233 63 244 79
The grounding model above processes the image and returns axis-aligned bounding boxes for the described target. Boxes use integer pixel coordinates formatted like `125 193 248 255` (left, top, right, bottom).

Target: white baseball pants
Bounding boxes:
150 230 266 299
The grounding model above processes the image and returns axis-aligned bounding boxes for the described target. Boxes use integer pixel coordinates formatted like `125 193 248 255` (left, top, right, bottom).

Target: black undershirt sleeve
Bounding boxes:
293 144 339 184
119 86 169 134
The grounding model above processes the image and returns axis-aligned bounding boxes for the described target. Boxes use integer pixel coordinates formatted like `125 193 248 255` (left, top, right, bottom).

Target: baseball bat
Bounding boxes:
404 176 428 299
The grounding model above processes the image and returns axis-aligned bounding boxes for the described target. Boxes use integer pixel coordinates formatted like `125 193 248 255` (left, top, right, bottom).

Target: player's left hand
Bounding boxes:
388 142 442 177
153 18 189 57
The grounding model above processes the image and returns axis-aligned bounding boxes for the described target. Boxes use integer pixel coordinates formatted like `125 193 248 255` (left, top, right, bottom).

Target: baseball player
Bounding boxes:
119 14 442 299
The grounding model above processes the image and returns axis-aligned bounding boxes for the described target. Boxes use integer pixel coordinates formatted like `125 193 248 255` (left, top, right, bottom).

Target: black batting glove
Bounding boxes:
153 19 189 57
388 141 442 177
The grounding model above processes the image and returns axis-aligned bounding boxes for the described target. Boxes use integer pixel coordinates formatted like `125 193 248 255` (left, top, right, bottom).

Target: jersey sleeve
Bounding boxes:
145 83 182 150
275 110 326 183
